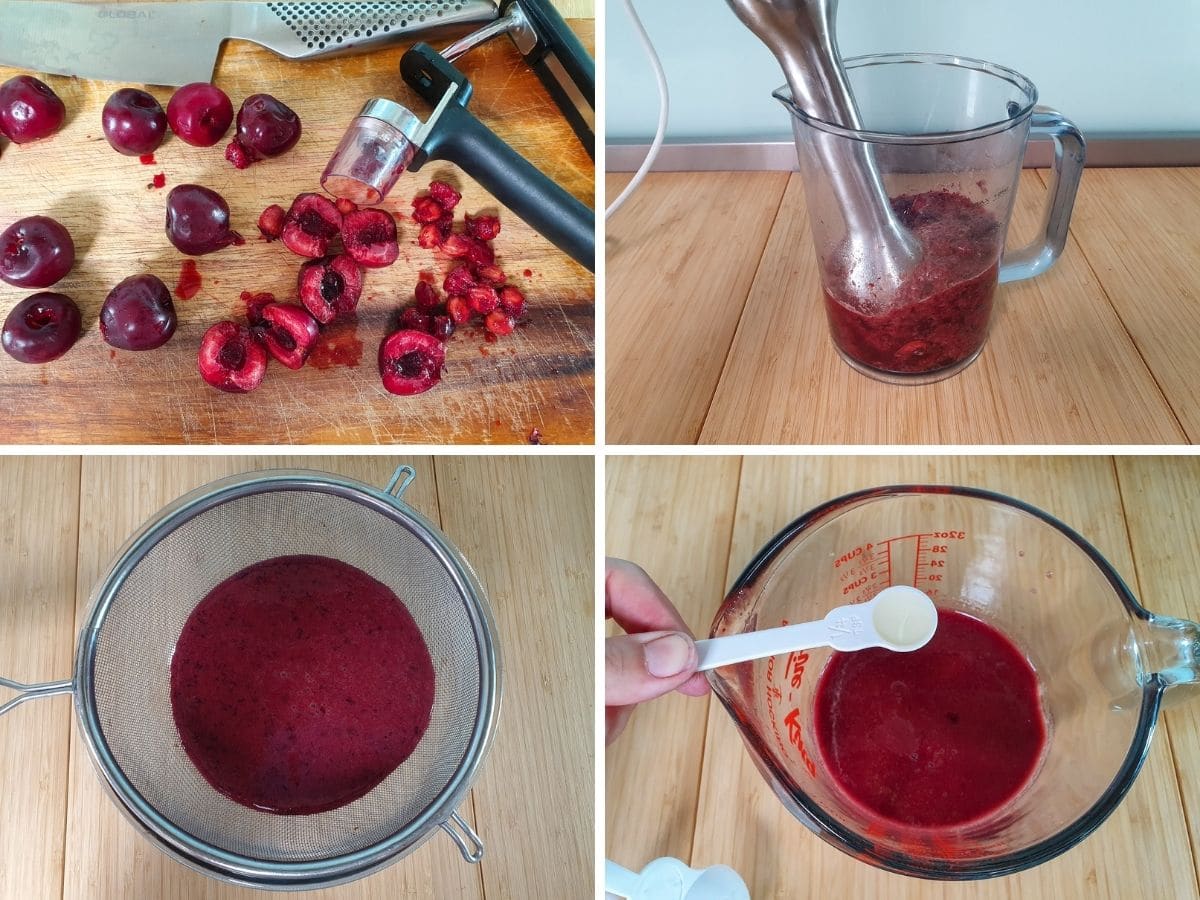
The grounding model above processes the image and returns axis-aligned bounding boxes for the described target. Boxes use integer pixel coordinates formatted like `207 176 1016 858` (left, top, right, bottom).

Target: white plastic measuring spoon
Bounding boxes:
694 585 937 671
605 857 750 900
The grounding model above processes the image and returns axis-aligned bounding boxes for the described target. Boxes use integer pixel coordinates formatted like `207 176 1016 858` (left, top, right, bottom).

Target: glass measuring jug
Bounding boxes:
707 486 1196 879
776 54 1085 384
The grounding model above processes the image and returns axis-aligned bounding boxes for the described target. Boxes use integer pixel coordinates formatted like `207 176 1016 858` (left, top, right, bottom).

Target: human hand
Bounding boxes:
605 558 709 744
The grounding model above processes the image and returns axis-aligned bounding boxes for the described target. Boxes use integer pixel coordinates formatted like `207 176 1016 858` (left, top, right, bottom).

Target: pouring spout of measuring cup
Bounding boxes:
694 586 937 671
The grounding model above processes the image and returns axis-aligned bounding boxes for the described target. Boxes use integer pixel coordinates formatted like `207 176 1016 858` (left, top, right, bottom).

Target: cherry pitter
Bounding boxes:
321 2 595 271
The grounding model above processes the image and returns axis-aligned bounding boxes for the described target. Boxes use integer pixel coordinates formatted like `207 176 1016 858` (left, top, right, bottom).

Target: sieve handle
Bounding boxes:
441 810 484 864
385 465 417 499
0 675 73 718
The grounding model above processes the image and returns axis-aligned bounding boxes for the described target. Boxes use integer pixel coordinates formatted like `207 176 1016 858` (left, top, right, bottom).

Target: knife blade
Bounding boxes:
0 1 498 86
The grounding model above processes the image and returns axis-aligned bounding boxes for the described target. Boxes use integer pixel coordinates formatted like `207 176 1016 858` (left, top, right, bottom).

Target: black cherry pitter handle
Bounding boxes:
505 0 596 155
401 44 595 272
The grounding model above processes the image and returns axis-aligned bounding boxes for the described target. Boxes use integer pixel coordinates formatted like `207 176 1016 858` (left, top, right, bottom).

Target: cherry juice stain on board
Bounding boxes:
139 152 156 165
148 173 166 190
309 322 363 369
170 555 435 815
175 259 202 300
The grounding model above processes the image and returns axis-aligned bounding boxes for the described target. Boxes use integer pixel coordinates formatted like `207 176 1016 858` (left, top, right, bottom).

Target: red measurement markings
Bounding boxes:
877 532 934 545
834 543 871 568
784 708 818 776
785 649 809 692
871 540 893 589
768 634 817 774
912 531 963 596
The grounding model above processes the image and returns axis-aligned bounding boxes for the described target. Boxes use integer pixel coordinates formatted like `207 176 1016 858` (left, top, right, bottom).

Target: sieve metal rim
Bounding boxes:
71 467 501 887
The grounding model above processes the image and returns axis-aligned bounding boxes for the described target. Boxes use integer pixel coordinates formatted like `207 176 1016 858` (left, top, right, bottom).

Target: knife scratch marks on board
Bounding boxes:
206 394 219 442
555 307 594 351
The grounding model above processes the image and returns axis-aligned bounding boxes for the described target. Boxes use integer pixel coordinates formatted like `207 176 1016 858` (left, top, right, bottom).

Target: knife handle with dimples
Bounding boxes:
229 1 498 60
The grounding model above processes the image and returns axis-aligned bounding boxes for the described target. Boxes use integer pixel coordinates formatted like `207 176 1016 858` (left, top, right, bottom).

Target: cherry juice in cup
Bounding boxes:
813 608 1047 828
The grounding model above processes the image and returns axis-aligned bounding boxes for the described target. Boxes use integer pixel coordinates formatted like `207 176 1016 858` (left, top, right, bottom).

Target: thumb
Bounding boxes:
605 631 701 707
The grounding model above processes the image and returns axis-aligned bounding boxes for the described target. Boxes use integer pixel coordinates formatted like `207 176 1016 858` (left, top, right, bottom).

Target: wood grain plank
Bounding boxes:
605 456 742 870
1114 455 1200 890
554 1 595 14
1063 169 1200 440
697 172 1184 444
0 16 595 446
60 456 495 900
682 456 1195 898
0 457 80 900
433 456 594 900
605 171 791 444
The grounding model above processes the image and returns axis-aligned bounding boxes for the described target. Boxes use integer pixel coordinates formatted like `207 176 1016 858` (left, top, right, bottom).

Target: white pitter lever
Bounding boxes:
695 585 937 670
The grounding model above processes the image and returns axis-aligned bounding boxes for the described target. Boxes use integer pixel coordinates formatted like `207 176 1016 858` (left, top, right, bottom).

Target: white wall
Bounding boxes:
606 0 1200 142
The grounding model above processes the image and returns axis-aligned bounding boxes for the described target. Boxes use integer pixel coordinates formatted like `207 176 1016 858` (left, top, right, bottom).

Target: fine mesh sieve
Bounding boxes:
1 466 501 891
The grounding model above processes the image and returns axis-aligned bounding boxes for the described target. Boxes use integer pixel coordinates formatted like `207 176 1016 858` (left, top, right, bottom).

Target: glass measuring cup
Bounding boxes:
707 485 1197 879
776 54 1085 384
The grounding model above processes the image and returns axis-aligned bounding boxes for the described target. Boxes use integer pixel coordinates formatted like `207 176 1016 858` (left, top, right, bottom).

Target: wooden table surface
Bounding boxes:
606 168 1200 445
607 455 1200 899
0 454 593 900
0 3 595 445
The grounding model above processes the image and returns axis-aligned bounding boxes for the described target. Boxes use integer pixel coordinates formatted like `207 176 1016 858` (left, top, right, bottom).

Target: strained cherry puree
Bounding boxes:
170 554 435 815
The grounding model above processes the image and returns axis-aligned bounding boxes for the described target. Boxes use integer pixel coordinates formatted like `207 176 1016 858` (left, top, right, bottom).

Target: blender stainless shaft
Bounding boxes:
726 0 920 297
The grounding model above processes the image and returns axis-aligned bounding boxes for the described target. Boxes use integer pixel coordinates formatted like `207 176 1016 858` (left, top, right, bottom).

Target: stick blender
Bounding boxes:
320 6 595 270
724 0 919 297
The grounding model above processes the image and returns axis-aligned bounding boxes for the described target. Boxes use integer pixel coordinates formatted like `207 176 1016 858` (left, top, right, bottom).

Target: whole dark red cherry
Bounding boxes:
2 292 82 363
100 274 177 350
0 75 66 143
102 88 168 156
167 83 234 147
0 216 75 288
165 184 243 255
225 93 301 167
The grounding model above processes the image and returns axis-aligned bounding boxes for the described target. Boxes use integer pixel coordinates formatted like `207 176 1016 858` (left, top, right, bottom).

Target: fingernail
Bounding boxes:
644 633 692 678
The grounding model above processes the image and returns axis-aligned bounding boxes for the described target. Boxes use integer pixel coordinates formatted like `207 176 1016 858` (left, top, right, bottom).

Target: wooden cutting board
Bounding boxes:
0 7 594 445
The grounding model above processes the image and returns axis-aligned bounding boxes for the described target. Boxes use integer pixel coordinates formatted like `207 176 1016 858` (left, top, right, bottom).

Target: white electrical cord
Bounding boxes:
605 0 669 218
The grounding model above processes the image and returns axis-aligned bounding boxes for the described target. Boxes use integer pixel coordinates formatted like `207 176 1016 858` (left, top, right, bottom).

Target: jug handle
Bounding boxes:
1141 615 1200 708
999 107 1086 284
0 675 73 717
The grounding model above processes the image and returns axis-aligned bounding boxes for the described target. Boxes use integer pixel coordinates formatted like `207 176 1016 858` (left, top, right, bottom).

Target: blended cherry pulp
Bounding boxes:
823 190 1001 376
814 608 1046 828
169 555 435 815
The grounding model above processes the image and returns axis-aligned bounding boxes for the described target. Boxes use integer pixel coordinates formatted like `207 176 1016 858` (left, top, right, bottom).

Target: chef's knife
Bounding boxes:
0 1 499 86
